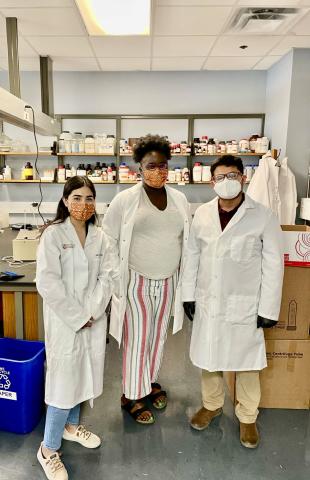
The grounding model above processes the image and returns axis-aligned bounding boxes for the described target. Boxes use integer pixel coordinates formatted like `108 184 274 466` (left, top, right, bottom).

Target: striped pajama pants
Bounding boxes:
122 269 177 400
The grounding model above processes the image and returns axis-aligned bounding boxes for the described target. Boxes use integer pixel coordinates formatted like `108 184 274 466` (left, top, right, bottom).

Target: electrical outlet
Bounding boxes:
24 109 31 122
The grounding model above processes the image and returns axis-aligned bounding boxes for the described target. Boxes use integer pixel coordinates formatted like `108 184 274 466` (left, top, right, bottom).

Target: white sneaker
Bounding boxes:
63 425 101 449
37 444 68 480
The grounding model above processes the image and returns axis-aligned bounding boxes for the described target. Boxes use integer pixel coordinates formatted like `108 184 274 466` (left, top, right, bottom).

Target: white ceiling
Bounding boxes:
0 0 309 72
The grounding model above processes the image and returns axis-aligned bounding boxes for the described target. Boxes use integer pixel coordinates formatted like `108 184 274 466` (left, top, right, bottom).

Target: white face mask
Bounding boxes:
213 178 242 200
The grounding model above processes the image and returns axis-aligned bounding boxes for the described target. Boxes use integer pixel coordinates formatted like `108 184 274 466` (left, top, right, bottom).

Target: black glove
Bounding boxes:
183 301 196 321
257 315 277 329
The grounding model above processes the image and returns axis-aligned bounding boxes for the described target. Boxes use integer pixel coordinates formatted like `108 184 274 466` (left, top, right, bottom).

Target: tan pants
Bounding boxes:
201 370 261 424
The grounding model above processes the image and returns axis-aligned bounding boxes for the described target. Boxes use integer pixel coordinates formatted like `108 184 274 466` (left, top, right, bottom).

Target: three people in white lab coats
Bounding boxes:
103 134 190 425
182 155 284 449
36 176 118 480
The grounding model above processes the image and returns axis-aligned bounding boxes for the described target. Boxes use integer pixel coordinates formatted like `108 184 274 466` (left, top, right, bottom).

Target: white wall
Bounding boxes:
286 49 310 199
1 70 267 212
264 49 310 200
264 51 293 158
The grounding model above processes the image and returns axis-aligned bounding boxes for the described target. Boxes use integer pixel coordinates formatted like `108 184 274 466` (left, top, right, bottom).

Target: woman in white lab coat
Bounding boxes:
103 134 190 425
36 176 118 480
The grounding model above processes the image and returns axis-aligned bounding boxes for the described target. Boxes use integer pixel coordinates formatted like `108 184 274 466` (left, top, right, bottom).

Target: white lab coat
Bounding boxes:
247 152 297 224
182 194 284 372
102 182 191 345
36 218 118 409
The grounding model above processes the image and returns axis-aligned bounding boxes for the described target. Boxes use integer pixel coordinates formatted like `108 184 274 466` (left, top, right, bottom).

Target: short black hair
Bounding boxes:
133 134 171 163
211 155 244 177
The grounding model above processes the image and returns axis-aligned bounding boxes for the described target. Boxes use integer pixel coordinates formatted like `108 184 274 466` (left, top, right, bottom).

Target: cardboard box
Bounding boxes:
224 340 310 410
264 266 310 340
281 225 310 267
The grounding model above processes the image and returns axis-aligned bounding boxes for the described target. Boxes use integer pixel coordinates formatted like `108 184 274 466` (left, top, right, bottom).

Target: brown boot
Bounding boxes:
190 407 223 431
239 422 259 449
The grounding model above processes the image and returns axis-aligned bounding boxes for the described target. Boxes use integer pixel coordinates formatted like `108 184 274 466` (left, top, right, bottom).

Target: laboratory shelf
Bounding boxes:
57 153 116 156
194 153 262 156
0 152 53 156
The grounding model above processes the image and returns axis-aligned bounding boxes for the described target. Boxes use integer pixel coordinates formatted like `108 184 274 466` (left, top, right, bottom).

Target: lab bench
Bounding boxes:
0 228 43 341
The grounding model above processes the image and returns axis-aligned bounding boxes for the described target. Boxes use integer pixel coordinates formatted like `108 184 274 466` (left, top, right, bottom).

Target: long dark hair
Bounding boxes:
45 176 97 230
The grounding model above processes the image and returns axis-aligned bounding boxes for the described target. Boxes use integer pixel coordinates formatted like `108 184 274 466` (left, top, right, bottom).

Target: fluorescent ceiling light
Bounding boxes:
76 0 151 36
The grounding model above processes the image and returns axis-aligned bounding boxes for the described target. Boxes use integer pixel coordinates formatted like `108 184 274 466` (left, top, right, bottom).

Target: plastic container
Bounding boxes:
85 135 95 154
202 165 211 182
175 167 182 183
182 167 190 182
239 139 249 153
207 139 216 155
119 162 129 182
3 165 12 180
249 134 260 152
193 162 202 182
58 165 66 182
107 166 114 182
168 170 176 182
106 135 115 155
72 132 83 153
0 338 45 434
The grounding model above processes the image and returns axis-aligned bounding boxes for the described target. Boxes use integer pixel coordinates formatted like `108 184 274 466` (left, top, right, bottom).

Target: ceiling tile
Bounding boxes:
270 35 310 55
98 57 150 71
204 56 261 69
238 1 300 5
52 57 99 71
290 10 310 34
154 6 232 35
153 36 216 57
0 1 73 6
152 57 205 70
157 1 236 5
210 35 281 56
26 36 93 57
253 56 282 70
0 7 85 35
0 35 37 56
90 36 151 58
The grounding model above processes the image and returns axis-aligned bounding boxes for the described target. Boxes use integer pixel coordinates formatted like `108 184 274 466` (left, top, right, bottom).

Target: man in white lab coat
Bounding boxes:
182 155 284 449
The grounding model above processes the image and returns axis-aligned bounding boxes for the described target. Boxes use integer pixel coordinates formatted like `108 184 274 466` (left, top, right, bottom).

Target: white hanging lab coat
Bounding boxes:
247 152 297 224
102 182 191 345
182 194 284 372
36 218 118 409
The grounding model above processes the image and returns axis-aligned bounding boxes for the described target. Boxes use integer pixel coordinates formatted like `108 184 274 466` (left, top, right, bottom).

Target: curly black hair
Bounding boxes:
132 134 172 163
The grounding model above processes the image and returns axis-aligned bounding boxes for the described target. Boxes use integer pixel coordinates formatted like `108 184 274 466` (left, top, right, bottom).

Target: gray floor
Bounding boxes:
0 322 309 480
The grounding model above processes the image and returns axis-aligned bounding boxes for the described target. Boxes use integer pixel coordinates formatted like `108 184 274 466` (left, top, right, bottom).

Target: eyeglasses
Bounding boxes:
213 172 241 183
144 163 168 171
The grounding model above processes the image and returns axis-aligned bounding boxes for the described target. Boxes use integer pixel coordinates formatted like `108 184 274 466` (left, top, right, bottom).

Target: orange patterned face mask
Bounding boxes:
143 168 168 188
70 202 95 221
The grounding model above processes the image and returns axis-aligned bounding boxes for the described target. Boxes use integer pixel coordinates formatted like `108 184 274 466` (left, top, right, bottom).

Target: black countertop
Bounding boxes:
0 228 37 287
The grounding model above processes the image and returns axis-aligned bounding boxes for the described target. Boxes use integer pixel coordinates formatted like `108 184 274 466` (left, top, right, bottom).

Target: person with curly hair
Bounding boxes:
103 134 191 425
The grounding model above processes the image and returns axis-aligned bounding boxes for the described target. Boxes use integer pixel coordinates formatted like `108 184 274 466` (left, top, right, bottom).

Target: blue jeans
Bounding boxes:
43 404 81 451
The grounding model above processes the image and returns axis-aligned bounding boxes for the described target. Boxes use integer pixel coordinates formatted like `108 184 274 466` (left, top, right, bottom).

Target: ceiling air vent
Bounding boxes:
228 8 305 34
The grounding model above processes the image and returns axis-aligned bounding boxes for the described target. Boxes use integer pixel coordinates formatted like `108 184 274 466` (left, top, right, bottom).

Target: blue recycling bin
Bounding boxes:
0 338 45 434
